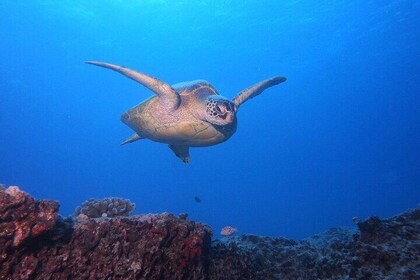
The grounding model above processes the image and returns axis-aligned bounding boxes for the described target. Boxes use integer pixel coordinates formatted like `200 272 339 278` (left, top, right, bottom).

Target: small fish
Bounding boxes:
194 196 202 203
220 226 238 236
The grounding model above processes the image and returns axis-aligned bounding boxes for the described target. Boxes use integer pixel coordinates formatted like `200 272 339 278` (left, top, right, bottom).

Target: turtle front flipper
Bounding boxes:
168 144 190 163
233 76 287 108
86 61 180 110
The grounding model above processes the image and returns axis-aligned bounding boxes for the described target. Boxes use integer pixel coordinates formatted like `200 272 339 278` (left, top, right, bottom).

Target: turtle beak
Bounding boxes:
226 112 235 122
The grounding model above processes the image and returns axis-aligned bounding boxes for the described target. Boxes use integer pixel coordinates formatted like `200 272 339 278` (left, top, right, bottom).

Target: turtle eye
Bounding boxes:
224 101 233 112
215 105 222 113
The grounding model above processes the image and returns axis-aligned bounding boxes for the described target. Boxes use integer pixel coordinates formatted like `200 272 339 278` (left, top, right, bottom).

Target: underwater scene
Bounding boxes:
0 1 419 279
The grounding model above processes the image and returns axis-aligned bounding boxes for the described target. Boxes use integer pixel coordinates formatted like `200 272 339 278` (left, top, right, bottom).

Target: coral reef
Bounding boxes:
0 185 418 279
74 197 135 218
0 186 211 279
0 186 58 248
208 209 419 279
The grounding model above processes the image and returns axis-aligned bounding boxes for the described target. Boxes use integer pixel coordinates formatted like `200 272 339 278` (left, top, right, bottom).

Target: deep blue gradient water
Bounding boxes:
1 1 419 239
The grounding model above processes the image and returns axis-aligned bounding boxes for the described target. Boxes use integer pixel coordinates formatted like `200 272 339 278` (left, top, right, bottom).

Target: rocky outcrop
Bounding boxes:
0 186 211 279
208 209 419 279
0 185 418 279
0 185 58 248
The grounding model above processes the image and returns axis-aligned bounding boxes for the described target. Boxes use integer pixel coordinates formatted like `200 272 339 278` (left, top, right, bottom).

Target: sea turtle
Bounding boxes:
87 61 286 163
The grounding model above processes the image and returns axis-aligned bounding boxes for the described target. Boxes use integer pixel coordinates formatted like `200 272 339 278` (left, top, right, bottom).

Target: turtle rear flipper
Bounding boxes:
121 133 142 145
169 144 190 163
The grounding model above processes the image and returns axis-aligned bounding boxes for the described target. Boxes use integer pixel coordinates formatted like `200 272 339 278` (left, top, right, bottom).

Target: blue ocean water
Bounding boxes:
0 1 419 239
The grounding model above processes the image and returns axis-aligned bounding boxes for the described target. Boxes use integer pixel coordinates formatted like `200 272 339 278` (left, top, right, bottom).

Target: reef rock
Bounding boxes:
0 186 58 248
0 186 418 279
208 208 420 279
0 186 211 279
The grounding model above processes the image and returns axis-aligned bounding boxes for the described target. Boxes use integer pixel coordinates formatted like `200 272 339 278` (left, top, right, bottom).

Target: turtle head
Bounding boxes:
204 95 237 125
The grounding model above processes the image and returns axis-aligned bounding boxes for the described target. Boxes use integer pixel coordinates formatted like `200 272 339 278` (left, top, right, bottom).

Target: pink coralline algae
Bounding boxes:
220 226 238 236
180 235 204 268
0 185 58 247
